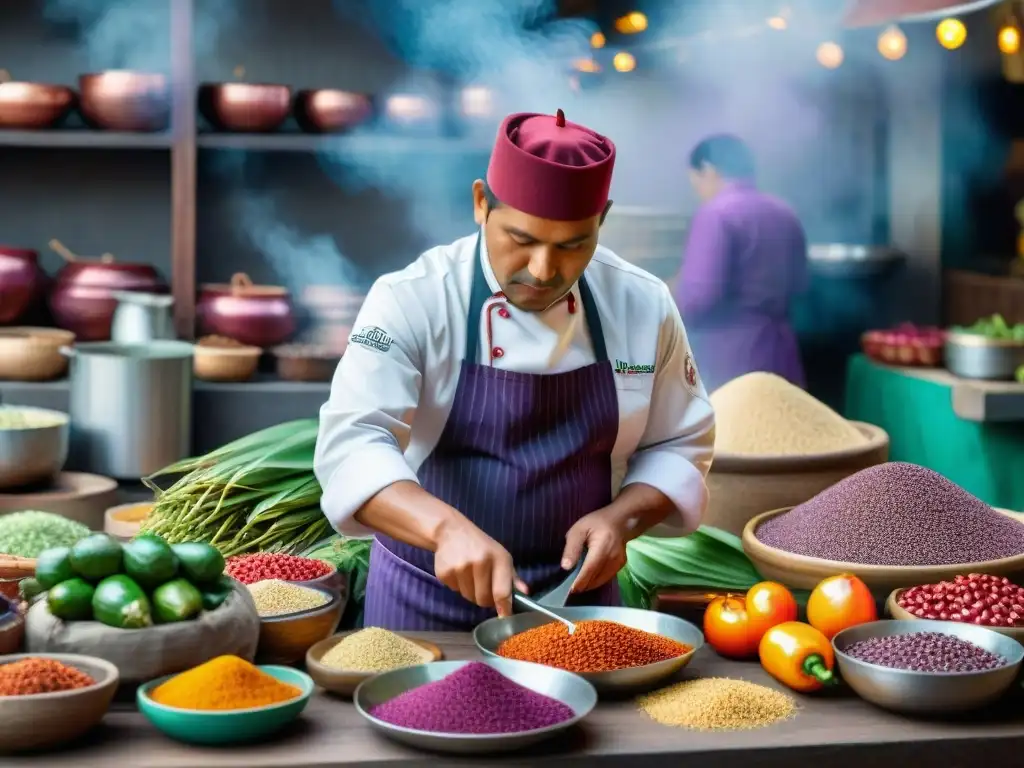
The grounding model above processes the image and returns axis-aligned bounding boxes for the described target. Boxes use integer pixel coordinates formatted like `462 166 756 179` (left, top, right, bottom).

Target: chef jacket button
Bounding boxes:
498 307 510 319
492 347 505 359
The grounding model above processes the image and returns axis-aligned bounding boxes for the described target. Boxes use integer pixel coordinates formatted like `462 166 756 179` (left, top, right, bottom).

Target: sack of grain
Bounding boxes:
24 581 259 685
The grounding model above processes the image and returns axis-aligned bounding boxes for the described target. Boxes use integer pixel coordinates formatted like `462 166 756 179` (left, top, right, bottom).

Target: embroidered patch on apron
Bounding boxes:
684 353 699 393
350 325 393 353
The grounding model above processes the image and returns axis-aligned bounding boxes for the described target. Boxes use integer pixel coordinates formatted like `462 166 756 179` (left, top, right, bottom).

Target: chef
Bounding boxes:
314 109 715 632
675 133 808 392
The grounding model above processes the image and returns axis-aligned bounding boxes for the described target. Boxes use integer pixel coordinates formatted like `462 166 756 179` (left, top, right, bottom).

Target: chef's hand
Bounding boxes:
561 508 629 594
434 517 528 617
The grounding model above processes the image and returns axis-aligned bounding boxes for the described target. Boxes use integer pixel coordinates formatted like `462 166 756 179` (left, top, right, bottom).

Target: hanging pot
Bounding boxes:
0 247 47 325
47 239 168 342
196 273 296 348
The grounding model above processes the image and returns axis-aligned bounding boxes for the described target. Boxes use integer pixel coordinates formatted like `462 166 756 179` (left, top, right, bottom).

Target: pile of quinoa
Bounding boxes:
637 678 796 730
756 462 1024 566
320 627 431 672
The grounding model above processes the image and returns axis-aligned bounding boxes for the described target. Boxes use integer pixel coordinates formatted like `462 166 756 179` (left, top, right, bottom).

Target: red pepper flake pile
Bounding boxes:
898 573 1024 627
497 620 691 673
0 658 96 696
225 553 333 585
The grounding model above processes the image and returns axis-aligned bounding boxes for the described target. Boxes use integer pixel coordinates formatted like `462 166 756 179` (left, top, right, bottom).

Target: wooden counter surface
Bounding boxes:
10 632 1024 768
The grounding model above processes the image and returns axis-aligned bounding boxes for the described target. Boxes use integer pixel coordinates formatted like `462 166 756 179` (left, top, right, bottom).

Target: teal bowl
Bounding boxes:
137 665 314 745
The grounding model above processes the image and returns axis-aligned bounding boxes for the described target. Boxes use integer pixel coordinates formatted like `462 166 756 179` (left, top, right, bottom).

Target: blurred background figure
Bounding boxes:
674 134 809 394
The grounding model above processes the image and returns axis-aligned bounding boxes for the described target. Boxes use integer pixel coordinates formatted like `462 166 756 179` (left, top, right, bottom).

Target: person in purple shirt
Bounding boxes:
674 134 808 393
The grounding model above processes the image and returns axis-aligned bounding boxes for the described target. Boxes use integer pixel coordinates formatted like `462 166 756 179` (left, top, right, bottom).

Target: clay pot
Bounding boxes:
47 240 167 342
196 273 296 348
0 247 47 325
0 80 76 129
294 90 373 133
199 83 292 133
78 72 170 132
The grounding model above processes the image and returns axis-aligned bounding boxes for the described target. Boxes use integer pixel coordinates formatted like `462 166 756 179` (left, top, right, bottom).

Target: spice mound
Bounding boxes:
898 574 1024 628
150 655 301 710
0 511 90 558
369 662 574 734
496 619 690 673
321 627 431 672
637 677 796 730
755 462 1024 566
247 579 329 617
710 372 867 456
844 631 1007 673
0 658 96 696
226 553 333 585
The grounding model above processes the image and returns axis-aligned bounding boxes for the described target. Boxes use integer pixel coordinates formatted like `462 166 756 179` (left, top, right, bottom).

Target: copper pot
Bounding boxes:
0 247 47 324
47 239 167 341
199 82 292 133
78 72 170 132
294 90 373 133
197 273 296 347
0 79 75 129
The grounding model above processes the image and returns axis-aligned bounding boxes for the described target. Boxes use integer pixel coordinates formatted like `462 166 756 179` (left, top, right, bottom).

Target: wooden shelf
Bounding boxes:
196 132 491 154
0 130 173 149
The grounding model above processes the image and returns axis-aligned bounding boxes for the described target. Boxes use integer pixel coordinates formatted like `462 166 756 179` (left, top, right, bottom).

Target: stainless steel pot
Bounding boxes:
944 332 1024 380
0 406 69 489
60 341 193 479
110 291 174 343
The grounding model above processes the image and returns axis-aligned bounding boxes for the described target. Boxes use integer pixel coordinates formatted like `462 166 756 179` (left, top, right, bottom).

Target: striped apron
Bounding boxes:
363 235 621 631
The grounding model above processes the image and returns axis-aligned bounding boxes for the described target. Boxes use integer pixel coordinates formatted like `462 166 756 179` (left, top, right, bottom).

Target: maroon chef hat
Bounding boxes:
486 109 616 222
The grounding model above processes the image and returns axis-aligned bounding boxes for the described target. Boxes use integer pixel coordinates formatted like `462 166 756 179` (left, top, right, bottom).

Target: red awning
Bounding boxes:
844 0 1005 27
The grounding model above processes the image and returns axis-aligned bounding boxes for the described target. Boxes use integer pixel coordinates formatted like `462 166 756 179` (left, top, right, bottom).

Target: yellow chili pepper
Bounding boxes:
758 621 836 693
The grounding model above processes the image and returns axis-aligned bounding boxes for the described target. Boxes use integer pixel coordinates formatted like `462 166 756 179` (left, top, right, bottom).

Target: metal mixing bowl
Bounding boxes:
473 605 704 694
944 331 1024 380
353 658 596 754
833 619 1024 715
0 406 69 490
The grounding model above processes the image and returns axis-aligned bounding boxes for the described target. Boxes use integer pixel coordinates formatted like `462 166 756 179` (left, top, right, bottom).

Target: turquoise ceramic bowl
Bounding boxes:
137 665 314 745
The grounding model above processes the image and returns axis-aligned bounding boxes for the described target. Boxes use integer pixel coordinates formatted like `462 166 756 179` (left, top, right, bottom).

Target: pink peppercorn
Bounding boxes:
225 553 332 585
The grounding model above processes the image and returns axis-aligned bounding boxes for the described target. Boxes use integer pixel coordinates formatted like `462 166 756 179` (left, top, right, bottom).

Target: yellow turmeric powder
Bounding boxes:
150 655 300 711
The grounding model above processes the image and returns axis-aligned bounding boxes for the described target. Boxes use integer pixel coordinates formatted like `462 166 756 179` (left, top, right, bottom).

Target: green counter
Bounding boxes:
844 354 1024 510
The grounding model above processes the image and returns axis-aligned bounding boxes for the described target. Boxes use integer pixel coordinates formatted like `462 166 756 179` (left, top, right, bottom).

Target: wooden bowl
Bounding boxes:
255 586 344 665
273 345 341 382
887 588 1024 642
193 344 261 382
743 507 1024 593
706 422 889 536
0 653 118 753
0 328 75 382
0 472 118 529
305 630 443 698
103 501 153 540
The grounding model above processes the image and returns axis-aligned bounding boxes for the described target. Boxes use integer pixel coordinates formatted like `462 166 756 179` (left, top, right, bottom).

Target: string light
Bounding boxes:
614 12 648 34
816 42 844 69
936 18 967 50
590 32 605 49
613 52 637 72
878 25 908 61
999 24 1021 54
572 58 601 73
767 16 787 30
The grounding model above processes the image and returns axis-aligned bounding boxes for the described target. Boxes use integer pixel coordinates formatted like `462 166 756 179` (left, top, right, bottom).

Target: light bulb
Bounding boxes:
999 25 1021 55
878 25 907 61
613 52 636 73
816 42 844 69
936 18 967 50
614 12 648 34
590 32 606 49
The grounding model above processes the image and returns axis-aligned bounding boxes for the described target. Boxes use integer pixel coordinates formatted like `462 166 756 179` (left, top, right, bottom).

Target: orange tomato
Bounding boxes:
806 573 877 639
747 581 799 635
704 582 798 659
703 595 758 658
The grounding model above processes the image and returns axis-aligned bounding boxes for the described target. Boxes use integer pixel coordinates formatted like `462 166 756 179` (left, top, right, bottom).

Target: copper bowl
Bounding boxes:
197 273 296 348
0 246 47 324
79 72 170 132
199 83 292 133
294 90 373 133
0 82 76 129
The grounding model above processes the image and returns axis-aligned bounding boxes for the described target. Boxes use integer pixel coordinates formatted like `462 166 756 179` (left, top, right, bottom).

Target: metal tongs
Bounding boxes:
512 553 586 635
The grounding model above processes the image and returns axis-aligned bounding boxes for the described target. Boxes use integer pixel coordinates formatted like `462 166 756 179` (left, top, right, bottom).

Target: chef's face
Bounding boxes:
689 164 723 203
473 180 602 312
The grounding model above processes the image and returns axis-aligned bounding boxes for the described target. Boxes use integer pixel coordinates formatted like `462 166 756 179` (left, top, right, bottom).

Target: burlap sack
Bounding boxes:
25 582 260 684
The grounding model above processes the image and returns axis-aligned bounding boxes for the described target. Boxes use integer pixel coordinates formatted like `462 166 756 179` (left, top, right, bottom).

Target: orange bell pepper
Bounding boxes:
758 621 836 693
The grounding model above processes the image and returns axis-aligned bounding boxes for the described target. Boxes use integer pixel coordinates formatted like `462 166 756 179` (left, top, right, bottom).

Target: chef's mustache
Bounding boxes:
510 271 564 290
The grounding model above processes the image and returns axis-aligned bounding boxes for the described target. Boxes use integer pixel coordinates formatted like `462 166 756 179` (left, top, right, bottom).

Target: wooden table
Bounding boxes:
10 633 1024 768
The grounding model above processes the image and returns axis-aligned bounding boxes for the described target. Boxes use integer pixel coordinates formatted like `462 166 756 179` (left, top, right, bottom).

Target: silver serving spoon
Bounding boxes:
513 592 577 634
511 552 587 634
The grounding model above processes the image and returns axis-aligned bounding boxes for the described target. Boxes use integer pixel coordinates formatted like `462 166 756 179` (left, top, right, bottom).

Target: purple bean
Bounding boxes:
845 632 1007 673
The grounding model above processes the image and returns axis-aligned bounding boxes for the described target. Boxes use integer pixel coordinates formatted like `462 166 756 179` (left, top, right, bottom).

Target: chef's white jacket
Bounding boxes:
314 232 715 538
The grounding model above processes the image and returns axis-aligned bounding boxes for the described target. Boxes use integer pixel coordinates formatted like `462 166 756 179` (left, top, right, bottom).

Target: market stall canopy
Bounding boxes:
844 0 1004 27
